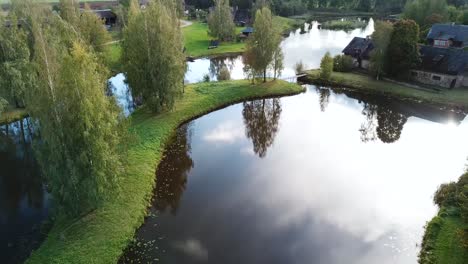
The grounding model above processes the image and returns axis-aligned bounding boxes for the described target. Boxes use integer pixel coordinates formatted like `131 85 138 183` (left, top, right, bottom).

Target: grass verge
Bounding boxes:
26 79 305 264
419 209 468 264
0 108 28 125
303 70 468 108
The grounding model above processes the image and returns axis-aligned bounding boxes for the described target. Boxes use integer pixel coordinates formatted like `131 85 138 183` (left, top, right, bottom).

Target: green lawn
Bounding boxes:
182 22 246 58
304 70 468 108
0 108 27 125
26 79 305 264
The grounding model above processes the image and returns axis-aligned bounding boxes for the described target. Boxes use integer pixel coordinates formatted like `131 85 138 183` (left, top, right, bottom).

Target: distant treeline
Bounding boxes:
184 0 468 16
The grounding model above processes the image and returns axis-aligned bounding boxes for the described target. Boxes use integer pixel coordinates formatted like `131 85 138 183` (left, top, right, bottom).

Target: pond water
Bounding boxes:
120 85 468 264
0 119 49 264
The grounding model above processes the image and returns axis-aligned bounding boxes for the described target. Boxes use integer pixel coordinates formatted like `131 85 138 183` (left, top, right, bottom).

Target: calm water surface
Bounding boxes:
0 119 49 264
120 85 468 264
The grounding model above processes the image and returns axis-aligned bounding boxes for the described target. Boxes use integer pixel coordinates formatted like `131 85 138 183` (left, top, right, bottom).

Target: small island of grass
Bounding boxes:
321 19 367 31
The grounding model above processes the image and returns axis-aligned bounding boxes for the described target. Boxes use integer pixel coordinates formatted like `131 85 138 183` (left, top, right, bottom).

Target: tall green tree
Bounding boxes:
29 12 127 215
320 51 333 80
58 0 80 27
369 21 393 80
0 15 35 108
244 7 282 82
122 0 186 112
386 19 421 79
207 0 236 41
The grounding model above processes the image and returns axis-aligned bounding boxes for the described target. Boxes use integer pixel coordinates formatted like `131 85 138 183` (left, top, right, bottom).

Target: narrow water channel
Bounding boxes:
120 85 468 264
0 119 49 264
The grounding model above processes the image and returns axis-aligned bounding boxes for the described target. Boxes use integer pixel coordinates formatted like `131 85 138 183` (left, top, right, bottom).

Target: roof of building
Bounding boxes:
418 45 468 75
242 27 254 34
427 24 468 45
342 37 374 59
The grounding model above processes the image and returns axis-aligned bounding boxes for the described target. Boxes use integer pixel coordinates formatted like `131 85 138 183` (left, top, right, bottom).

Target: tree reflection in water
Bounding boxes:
209 56 236 79
317 87 331 112
359 103 408 144
154 124 194 215
242 98 282 158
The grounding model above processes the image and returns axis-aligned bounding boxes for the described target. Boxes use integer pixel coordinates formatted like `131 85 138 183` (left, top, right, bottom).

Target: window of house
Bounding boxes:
434 40 447 47
432 75 441 81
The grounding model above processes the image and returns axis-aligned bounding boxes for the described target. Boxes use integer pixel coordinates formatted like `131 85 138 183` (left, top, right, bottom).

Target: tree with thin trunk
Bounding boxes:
22 6 128 216
369 21 393 80
270 46 284 79
207 0 236 41
244 7 282 82
320 52 333 80
122 0 186 112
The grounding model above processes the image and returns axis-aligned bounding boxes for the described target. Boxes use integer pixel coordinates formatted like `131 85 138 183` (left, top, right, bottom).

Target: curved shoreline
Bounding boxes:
26 80 305 263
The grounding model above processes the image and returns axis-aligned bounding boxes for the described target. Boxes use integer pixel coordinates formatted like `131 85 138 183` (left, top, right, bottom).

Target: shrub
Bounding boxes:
333 54 353 72
217 66 231 81
434 182 458 207
203 74 210 82
320 52 333 80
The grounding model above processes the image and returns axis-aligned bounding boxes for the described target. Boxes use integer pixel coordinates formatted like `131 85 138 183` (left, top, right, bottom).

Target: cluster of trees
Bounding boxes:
369 19 420 80
403 0 468 36
0 0 128 216
187 0 411 18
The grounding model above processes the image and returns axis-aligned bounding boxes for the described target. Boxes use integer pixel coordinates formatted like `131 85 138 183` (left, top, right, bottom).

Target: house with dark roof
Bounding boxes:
426 24 468 48
411 45 468 88
342 36 374 69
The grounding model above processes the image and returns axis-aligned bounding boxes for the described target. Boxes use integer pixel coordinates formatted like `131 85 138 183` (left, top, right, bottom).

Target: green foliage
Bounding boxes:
271 46 284 79
370 21 393 79
217 66 231 80
79 5 112 55
386 19 420 79
320 52 333 80
460 10 468 25
207 0 236 41
0 97 7 114
0 15 36 108
28 9 127 216
244 7 282 82
203 73 210 82
403 0 449 28
122 0 186 112
333 54 353 72
434 182 459 207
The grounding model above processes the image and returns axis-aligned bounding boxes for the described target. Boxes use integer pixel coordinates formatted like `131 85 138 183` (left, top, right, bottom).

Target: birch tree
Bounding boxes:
122 0 186 112
207 0 236 41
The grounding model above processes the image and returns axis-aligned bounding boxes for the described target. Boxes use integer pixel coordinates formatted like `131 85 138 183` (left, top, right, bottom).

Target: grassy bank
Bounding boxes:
420 212 468 264
26 79 305 264
0 108 27 125
303 70 468 108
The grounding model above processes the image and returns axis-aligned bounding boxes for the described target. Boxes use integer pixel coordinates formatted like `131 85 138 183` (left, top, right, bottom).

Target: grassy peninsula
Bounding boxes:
303 70 468 108
26 80 304 264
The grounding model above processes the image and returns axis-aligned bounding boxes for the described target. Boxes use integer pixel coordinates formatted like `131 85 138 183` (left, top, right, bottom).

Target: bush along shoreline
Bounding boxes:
419 173 468 264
